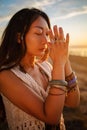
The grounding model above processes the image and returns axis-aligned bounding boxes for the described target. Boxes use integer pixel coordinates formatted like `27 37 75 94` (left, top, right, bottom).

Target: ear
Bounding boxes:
17 33 21 43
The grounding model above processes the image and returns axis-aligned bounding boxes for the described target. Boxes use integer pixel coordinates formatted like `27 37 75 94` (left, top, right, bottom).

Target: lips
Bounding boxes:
39 48 46 51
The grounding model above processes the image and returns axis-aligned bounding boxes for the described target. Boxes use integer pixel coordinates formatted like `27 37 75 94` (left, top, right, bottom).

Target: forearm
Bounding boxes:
64 61 80 107
44 63 66 124
52 62 65 80
65 59 72 77
45 88 66 124
65 85 80 107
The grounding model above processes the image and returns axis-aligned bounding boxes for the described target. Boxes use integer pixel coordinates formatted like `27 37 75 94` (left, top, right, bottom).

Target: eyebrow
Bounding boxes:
33 26 49 32
34 26 43 30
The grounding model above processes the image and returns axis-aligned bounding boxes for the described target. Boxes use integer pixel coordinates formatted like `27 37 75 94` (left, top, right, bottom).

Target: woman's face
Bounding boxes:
25 16 49 57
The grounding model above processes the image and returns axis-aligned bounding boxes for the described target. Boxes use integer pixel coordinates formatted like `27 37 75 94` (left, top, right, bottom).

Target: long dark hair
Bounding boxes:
0 8 51 71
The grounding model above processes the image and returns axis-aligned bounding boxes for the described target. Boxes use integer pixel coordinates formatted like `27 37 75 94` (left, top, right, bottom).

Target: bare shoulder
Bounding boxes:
0 69 34 95
0 69 42 108
0 69 45 121
0 70 21 87
0 70 13 83
0 70 23 97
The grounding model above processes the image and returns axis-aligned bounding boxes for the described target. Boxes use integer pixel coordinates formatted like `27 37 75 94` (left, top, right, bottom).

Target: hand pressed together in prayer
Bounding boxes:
47 25 69 65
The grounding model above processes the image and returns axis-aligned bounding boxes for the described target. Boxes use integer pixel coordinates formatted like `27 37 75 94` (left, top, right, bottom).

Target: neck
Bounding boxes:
20 54 36 70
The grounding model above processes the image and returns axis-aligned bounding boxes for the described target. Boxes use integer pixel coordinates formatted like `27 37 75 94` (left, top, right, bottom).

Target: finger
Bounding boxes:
53 25 59 39
66 33 69 45
48 29 54 39
47 29 54 43
59 27 64 40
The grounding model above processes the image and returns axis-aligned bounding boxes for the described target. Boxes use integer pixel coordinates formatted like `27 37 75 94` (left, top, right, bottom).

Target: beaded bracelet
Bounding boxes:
65 71 78 92
67 85 77 92
49 80 68 87
65 71 77 81
68 77 77 86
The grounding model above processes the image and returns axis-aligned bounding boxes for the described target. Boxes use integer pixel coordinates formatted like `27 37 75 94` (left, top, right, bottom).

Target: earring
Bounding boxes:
21 35 23 41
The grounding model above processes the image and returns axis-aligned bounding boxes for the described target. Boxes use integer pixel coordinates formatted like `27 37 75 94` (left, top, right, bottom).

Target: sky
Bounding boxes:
0 0 87 47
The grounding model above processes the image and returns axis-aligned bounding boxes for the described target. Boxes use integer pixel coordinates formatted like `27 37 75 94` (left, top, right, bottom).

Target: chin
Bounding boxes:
35 53 44 58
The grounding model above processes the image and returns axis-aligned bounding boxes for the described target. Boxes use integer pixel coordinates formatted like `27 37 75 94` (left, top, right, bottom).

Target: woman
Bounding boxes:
0 8 80 130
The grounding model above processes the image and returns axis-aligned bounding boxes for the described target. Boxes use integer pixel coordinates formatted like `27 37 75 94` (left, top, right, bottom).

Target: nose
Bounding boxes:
41 34 48 44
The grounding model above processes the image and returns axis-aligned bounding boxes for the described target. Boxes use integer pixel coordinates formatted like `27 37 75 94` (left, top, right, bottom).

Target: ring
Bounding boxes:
51 39 58 44
54 37 59 43
51 38 64 44
59 39 65 43
51 39 55 44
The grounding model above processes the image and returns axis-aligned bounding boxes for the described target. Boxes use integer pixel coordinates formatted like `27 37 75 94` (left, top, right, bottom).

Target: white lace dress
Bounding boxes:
1 61 66 130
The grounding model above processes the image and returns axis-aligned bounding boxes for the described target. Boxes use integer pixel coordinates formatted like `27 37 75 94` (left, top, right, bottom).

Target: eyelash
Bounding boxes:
35 32 42 35
35 32 49 37
36 33 42 35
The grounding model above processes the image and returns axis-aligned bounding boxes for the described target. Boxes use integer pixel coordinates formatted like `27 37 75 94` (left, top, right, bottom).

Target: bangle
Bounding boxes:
67 85 77 93
65 71 78 92
49 92 66 96
68 77 77 86
66 75 77 89
49 80 68 87
50 85 67 92
65 71 77 81
67 77 77 88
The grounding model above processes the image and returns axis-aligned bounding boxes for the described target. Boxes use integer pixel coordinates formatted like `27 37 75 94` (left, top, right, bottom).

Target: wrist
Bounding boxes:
53 59 66 67
52 65 65 80
65 60 72 77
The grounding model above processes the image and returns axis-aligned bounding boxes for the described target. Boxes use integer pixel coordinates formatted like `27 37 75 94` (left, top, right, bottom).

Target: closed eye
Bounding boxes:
35 32 42 35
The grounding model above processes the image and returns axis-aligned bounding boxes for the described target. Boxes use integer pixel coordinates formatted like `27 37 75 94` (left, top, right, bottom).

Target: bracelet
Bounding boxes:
50 85 67 92
49 92 66 96
49 80 68 87
65 71 78 91
67 85 77 93
68 77 77 86
69 81 77 88
65 71 77 81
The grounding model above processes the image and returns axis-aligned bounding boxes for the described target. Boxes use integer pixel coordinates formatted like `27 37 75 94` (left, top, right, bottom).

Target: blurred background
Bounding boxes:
0 0 87 130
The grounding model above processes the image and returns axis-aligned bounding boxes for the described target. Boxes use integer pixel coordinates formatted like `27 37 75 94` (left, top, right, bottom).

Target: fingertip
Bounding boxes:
53 25 57 28
67 33 69 37
66 33 69 43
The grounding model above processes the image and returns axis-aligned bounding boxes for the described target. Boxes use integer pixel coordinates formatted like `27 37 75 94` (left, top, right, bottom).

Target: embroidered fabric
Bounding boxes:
2 95 45 130
1 61 51 130
1 61 66 130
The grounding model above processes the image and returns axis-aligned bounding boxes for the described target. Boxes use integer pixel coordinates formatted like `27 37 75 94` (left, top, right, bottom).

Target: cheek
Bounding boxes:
25 36 39 52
